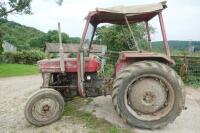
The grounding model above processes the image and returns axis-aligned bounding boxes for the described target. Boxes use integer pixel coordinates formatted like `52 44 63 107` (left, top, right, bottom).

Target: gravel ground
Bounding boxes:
0 75 200 133
84 87 200 133
0 75 88 133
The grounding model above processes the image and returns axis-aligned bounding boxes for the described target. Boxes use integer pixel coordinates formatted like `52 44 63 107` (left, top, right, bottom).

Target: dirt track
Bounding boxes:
0 75 200 133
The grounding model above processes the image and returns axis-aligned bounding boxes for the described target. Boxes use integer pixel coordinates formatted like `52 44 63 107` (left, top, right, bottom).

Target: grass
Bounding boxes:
63 97 131 133
184 76 200 88
0 63 39 77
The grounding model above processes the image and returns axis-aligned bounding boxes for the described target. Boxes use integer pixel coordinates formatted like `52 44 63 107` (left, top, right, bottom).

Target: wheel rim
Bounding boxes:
32 97 60 122
124 74 175 121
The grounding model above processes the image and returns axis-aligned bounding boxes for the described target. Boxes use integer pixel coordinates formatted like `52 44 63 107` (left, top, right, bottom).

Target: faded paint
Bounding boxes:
38 57 101 73
115 51 175 75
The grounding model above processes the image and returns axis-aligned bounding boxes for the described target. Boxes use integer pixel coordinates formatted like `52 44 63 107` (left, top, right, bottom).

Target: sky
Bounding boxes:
8 0 200 41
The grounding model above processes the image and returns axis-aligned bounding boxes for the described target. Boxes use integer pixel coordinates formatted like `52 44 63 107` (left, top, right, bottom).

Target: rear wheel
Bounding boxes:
112 61 185 129
24 88 65 126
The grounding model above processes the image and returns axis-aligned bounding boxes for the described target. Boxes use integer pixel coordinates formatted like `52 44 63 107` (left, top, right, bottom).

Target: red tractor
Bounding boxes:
24 1 185 129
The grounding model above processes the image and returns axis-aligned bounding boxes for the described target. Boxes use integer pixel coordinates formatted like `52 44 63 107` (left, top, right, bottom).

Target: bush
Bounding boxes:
184 76 200 88
99 64 114 78
1 50 45 64
14 50 45 64
0 54 3 63
1 52 15 63
0 44 3 54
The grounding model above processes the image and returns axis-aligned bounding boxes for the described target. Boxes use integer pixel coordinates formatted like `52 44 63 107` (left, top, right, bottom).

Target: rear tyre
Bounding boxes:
112 61 185 129
24 88 65 126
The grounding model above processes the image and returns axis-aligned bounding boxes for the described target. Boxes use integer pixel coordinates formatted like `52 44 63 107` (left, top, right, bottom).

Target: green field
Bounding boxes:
0 64 39 77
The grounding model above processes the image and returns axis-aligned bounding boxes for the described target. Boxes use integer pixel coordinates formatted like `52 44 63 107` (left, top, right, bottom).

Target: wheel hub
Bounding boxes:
43 105 50 112
128 78 167 114
32 98 59 122
143 91 155 104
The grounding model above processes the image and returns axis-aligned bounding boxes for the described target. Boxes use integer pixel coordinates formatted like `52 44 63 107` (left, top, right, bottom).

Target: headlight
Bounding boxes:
86 75 91 80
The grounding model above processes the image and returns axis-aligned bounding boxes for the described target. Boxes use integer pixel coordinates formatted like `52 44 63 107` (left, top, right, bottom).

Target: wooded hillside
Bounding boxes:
0 19 200 52
0 19 80 50
152 41 200 52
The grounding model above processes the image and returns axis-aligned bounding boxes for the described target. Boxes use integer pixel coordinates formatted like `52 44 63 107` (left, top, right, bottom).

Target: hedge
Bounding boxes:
0 50 45 64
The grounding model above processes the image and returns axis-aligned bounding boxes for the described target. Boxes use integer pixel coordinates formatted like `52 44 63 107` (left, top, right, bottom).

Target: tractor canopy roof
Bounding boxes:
88 1 167 25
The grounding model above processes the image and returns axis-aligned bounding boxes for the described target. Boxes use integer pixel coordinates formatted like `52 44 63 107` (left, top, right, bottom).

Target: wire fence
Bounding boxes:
105 54 200 87
171 55 200 87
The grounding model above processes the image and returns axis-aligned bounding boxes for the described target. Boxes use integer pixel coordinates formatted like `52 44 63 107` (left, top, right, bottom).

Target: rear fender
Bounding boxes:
114 52 175 76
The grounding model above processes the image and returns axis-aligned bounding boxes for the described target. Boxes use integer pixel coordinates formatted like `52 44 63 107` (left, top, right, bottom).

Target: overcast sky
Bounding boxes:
8 0 200 41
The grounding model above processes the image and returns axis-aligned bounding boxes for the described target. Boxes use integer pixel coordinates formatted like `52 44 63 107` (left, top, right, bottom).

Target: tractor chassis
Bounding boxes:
41 72 113 97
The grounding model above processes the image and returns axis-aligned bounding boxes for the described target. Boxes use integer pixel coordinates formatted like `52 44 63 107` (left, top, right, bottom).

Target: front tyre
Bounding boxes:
112 61 185 129
24 88 65 126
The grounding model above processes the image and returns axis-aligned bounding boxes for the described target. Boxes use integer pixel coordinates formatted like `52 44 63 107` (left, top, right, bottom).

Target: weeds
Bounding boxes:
63 97 131 133
184 76 200 88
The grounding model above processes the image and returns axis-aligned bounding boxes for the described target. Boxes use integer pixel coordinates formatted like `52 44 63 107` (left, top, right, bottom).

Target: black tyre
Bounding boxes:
112 61 185 129
24 88 65 126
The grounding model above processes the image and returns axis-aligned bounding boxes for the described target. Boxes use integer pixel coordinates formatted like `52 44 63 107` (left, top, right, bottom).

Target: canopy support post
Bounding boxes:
124 16 140 51
158 12 170 56
145 21 152 51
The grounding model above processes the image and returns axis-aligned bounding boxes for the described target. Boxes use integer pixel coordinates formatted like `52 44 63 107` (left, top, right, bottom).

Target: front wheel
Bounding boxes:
112 61 185 129
24 88 65 126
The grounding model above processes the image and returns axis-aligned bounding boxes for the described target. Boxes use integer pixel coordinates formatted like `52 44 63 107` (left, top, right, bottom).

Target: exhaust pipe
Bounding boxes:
58 22 65 73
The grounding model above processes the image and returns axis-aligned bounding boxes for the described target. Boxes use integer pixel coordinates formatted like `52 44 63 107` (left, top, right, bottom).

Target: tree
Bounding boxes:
45 30 70 43
29 35 46 49
95 23 154 52
0 0 63 18
29 30 71 49
68 37 81 44
94 23 154 64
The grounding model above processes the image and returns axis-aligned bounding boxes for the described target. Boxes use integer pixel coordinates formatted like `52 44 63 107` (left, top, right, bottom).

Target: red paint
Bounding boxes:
158 12 170 57
38 57 101 73
114 51 175 76
115 59 132 75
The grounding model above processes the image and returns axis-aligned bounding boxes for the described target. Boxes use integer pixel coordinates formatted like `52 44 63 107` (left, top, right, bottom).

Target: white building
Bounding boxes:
2 41 17 52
